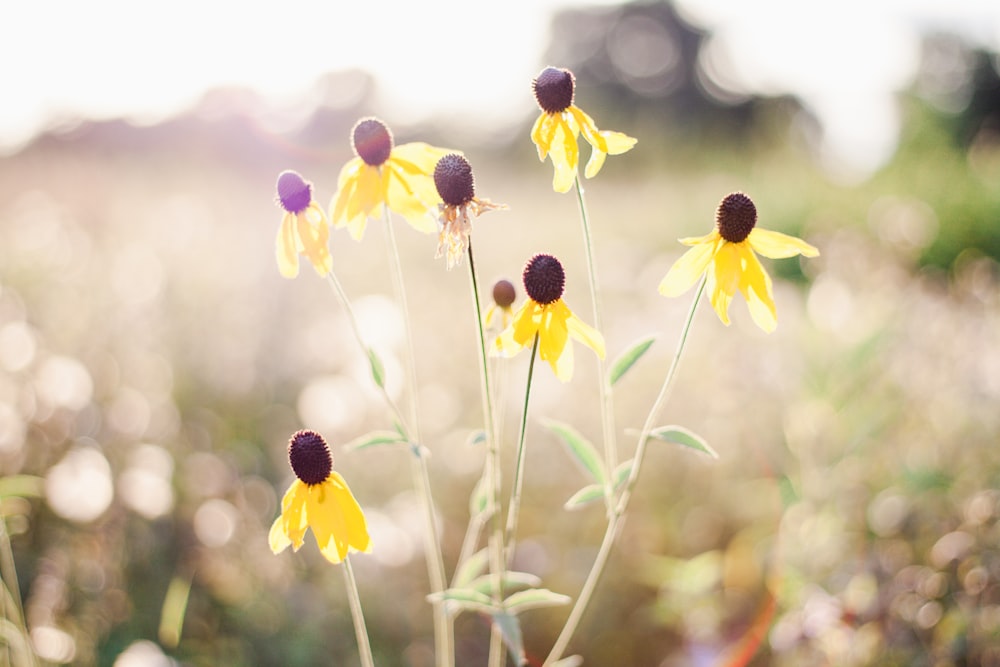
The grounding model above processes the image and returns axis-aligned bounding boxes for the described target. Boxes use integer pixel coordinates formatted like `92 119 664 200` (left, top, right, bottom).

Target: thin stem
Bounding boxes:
380 207 452 667
342 557 375 667
545 277 706 665
573 175 618 477
0 518 34 667
465 243 506 667
503 334 539 566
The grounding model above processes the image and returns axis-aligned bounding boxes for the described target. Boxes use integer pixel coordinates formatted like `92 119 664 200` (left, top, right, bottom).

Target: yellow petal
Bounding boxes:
279 481 309 551
531 113 554 161
345 164 382 230
552 334 574 381
305 481 349 564
330 471 371 554
748 227 820 259
276 212 301 279
708 242 741 326
565 309 606 360
600 130 638 156
659 238 718 297
549 117 579 193
493 302 535 358
330 159 362 227
738 245 778 332
584 148 607 179
269 515 292 553
384 160 437 233
679 230 721 246
297 204 333 276
391 142 454 172
539 304 570 380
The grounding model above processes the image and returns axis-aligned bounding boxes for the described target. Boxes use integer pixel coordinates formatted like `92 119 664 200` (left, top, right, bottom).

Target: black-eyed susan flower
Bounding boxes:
484 279 517 330
494 254 605 381
330 117 455 241
275 170 333 278
659 192 820 333
531 66 637 193
269 430 371 565
433 154 506 269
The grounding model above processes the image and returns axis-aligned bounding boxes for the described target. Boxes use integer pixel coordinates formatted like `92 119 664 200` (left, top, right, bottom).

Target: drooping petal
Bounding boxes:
531 113 555 161
549 116 579 193
276 481 309 552
538 304 570 365
330 159 363 227
296 204 333 276
679 231 722 246
276 212 301 279
747 227 820 259
513 301 544 347
494 302 535 358
384 161 437 233
343 164 383 240
659 237 719 297
565 310 606 360
708 242 742 326
269 515 292 553
738 246 778 332
304 481 349 564
330 471 371 555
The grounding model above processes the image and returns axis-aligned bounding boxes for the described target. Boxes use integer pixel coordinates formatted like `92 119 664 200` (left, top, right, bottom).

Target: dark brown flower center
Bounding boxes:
716 192 757 243
434 154 476 207
288 429 332 486
533 67 575 114
276 170 312 214
492 279 516 309
352 118 394 166
522 254 565 305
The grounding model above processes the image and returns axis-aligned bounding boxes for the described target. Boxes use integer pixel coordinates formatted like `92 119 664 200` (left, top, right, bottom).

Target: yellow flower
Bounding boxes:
269 430 371 564
659 192 820 333
275 170 332 278
330 117 455 241
484 279 517 330
531 66 637 193
493 254 605 381
433 154 506 269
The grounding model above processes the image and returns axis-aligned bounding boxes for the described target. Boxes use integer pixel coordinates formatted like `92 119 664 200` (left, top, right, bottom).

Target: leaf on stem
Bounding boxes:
366 347 385 388
504 588 572 614
646 425 719 459
344 430 409 451
608 335 656 386
470 571 542 597
492 611 527 666
468 476 488 516
544 420 607 484
452 549 489 588
563 483 604 511
613 459 634 490
427 587 496 615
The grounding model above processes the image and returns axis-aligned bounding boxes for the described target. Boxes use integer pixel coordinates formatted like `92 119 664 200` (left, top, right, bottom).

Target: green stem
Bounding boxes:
0 518 34 667
503 334 539 566
573 175 618 480
545 277 705 665
380 207 453 667
465 243 506 667
342 557 376 667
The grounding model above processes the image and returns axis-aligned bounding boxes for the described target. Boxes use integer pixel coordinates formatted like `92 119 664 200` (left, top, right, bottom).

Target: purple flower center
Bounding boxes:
533 67 575 114
276 170 312 214
492 279 516 309
352 118 394 166
523 254 565 305
288 430 332 486
434 154 476 207
716 192 757 243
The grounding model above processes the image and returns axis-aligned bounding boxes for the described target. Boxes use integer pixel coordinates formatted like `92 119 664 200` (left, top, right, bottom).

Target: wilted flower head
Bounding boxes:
659 192 820 332
493 254 605 381
269 430 371 564
531 66 637 193
274 170 333 278
433 154 506 269
330 117 456 241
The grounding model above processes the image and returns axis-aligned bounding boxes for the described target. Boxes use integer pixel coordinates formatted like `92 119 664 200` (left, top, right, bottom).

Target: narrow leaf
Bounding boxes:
470 571 542 597
344 430 407 451
492 612 526 666
427 587 495 615
608 335 656 386
468 476 488 517
563 484 605 511
452 549 489 589
647 425 719 459
613 459 634 490
367 347 385 388
504 588 572 615
544 420 606 484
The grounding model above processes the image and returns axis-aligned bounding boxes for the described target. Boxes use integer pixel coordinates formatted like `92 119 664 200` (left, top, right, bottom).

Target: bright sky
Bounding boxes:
3 0 1000 177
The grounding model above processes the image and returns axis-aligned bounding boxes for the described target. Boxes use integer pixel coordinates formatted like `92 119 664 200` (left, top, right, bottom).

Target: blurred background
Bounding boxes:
2 0 1000 665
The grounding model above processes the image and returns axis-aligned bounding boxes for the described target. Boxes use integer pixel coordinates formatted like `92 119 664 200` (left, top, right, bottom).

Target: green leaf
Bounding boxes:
452 549 489 589
544 420 606 484
563 484 605 511
366 347 385 388
466 430 487 446
0 475 43 500
344 430 408 451
613 459 634 490
504 588 572 615
646 425 718 459
608 335 656 386
468 476 488 517
427 587 495 615
492 612 526 666
470 571 542 597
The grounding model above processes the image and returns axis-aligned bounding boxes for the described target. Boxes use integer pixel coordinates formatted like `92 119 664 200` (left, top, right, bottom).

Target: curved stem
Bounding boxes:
545 277 705 665
342 557 375 667
573 175 618 478
465 243 506 667
379 208 453 667
503 334 539 566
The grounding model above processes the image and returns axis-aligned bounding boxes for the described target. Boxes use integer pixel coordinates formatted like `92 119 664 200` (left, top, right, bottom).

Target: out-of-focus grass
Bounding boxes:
0 96 997 666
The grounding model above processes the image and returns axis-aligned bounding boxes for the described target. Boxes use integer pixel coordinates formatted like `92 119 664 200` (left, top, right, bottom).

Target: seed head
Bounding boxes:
716 192 757 243
276 170 313 214
288 429 333 486
434 154 476 207
533 67 575 114
352 118 394 166
522 254 565 305
492 279 516 309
